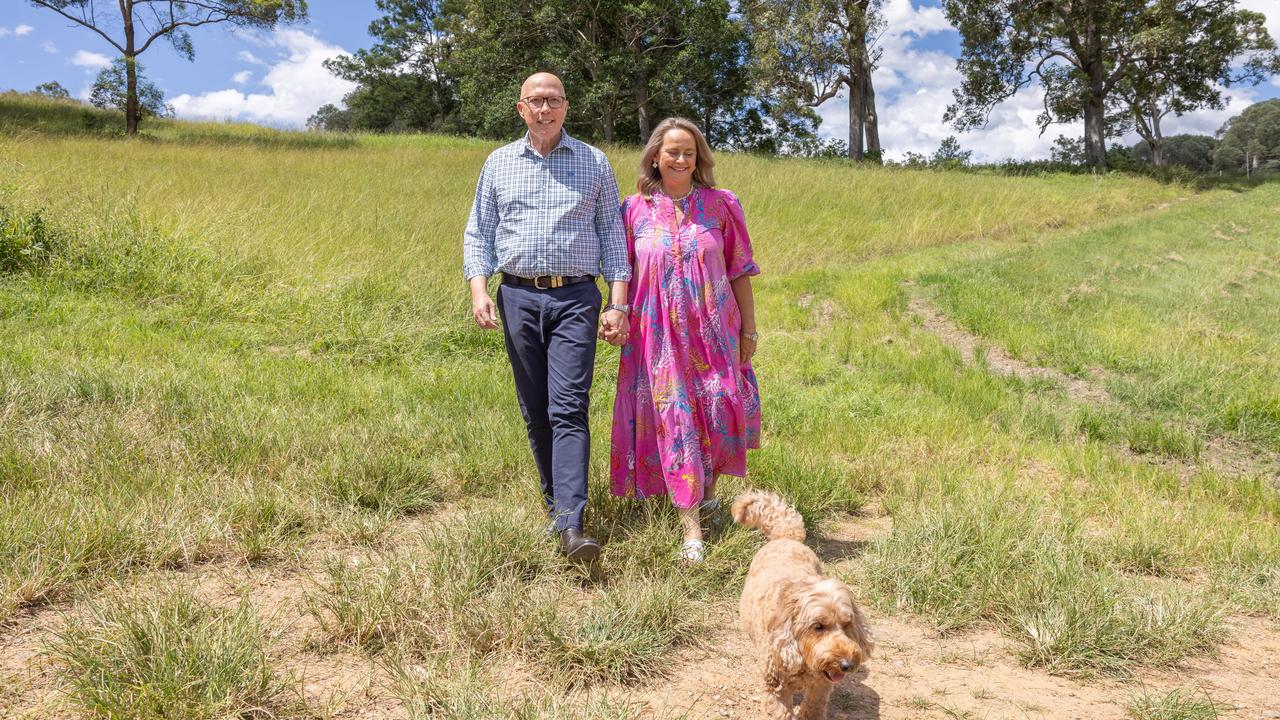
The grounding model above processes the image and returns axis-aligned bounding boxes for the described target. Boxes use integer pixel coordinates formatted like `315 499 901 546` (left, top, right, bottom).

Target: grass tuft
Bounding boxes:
390 659 656 719
530 575 702 686
1126 687 1222 720
48 586 291 720
866 487 1224 674
306 506 563 657
0 206 64 276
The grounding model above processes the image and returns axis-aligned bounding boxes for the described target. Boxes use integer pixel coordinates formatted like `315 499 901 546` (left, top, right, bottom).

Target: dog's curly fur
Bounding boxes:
733 490 873 719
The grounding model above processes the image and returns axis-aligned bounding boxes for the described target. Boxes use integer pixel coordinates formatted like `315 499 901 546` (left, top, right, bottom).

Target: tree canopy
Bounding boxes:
1132 134 1217 171
1214 98 1280 173
33 81 71 99
942 0 1278 170
29 0 307 133
319 0 790 149
90 58 172 119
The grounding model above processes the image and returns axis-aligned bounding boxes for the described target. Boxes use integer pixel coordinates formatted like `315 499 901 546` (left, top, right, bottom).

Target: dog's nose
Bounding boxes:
839 659 855 672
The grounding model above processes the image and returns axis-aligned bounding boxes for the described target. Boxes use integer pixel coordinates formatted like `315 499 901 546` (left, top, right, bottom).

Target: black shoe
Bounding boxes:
558 528 601 564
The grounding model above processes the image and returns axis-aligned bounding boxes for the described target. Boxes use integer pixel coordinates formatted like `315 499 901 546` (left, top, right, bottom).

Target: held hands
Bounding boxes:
599 309 629 346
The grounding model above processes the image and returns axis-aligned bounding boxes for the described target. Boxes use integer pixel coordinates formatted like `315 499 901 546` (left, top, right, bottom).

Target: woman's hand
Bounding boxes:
740 331 757 364
600 309 630 346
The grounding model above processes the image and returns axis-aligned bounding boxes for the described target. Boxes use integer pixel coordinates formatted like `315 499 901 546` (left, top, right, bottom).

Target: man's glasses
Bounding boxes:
522 96 566 110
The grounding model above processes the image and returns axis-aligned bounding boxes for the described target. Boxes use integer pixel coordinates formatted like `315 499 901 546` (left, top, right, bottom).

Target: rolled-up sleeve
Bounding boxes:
595 154 631 282
462 158 499 280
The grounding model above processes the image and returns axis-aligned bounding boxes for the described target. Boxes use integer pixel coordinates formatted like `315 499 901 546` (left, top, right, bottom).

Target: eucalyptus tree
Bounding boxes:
1116 3 1278 166
440 0 752 144
28 0 308 134
33 81 71 98
944 0 1279 171
90 58 172 118
323 0 458 133
743 0 884 161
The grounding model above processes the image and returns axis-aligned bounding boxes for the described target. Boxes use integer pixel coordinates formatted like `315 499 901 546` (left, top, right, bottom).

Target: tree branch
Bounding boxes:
30 0 126 54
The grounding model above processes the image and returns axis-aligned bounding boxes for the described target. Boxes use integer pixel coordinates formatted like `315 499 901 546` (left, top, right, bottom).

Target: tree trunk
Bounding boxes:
1150 102 1165 167
122 1 138 135
632 48 652 142
600 104 615 144
848 73 865 161
862 62 881 163
1082 24 1107 170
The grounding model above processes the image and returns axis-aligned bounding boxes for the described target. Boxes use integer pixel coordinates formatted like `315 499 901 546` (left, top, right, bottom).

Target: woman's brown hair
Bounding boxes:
637 117 717 198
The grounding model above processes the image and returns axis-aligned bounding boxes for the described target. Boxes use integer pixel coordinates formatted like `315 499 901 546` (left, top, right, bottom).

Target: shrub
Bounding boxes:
0 208 63 276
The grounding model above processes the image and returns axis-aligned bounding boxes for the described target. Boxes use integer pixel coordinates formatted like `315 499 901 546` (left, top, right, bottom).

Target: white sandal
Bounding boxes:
679 538 706 564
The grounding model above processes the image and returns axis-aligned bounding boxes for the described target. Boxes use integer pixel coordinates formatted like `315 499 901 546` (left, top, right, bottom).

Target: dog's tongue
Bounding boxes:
825 671 845 684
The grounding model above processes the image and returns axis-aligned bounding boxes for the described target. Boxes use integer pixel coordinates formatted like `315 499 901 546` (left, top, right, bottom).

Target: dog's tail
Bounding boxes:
731 490 805 542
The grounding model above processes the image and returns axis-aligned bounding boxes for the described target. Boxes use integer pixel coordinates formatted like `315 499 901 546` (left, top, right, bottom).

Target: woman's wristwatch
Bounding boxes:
743 330 759 342
604 303 630 314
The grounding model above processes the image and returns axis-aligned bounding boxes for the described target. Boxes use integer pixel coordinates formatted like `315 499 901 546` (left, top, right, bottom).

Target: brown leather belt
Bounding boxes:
502 274 595 290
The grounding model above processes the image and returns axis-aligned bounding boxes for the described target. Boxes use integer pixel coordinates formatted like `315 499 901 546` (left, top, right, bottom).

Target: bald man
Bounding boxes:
463 72 631 563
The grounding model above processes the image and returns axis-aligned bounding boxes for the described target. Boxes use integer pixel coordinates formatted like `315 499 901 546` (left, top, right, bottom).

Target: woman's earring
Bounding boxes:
652 163 658 168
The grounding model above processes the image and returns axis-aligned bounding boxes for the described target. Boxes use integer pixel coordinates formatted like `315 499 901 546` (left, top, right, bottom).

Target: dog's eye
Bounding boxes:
813 623 825 632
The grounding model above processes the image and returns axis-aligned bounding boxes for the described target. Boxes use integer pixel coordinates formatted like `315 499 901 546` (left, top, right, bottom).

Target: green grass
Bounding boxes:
921 185 1280 454
2 93 1278 709
1127 688 1222 720
862 486 1226 675
48 586 292 720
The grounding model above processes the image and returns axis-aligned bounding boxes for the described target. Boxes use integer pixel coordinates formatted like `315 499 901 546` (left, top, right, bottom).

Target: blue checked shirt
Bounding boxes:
463 132 631 283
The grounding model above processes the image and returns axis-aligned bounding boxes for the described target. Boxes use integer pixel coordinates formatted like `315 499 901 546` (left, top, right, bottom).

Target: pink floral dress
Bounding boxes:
610 188 761 509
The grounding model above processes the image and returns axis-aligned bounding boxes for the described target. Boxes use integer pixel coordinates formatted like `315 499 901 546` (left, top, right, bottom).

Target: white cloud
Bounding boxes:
237 50 265 65
232 70 253 84
15 24 34 36
42 40 57 53
170 29 355 127
71 50 111 70
0 27 10 38
880 0 951 37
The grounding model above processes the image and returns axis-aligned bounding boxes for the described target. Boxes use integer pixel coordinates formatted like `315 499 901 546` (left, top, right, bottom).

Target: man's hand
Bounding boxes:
599 309 629 345
470 283 498 330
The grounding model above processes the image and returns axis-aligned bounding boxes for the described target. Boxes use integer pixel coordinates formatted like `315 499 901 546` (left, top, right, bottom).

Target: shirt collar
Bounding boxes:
522 130 575 158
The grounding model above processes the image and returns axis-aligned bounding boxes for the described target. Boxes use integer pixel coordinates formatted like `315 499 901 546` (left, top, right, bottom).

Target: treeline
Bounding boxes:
307 0 849 156
309 0 1280 170
887 98 1280 178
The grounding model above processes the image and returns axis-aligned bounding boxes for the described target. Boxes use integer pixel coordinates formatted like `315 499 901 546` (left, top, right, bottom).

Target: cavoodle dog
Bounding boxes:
733 490 873 719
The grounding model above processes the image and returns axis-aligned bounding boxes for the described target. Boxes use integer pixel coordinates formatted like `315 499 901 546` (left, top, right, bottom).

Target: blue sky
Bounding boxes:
4 1 1278 161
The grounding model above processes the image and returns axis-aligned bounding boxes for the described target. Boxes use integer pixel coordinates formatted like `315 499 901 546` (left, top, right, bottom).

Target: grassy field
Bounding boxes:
1 93 1277 718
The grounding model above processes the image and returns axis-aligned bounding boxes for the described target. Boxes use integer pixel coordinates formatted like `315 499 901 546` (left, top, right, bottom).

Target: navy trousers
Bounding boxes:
497 280 601 531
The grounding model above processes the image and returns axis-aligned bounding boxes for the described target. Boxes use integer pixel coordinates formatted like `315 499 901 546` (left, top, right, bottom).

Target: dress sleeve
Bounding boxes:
719 189 760 280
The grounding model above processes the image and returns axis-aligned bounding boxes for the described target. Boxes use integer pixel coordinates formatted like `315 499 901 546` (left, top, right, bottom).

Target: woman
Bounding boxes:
608 117 761 563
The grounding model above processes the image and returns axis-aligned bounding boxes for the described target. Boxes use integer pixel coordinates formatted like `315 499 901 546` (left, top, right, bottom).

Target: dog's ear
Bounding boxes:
764 580 803 683
846 589 875 663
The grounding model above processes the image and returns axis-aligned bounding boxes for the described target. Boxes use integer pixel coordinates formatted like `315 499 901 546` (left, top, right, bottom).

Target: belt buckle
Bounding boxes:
533 276 563 290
